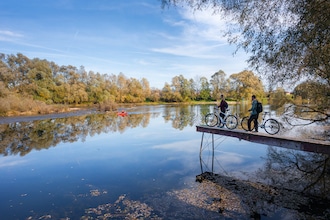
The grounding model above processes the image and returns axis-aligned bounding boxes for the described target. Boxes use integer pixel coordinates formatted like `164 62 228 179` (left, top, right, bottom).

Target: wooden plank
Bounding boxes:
196 125 330 155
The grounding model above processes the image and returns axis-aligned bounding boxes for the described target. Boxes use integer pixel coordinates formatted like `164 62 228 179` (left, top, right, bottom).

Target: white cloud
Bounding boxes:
151 43 225 59
0 157 28 168
153 139 200 153
151 7 236 60
0 30 23 37
0 30 23 41
180 7 229 40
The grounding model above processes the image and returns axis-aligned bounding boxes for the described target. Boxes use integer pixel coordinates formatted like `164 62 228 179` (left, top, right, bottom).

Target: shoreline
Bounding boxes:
0 108 97 125
0 101 238 124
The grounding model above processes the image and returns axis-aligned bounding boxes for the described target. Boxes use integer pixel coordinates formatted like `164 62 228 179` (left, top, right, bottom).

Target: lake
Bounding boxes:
0 104 329 219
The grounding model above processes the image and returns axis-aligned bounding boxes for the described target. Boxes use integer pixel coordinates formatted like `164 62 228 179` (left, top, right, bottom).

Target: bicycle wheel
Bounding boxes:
205 113 218 127
264 119 280 135
225 115 238 130
241 116 253 131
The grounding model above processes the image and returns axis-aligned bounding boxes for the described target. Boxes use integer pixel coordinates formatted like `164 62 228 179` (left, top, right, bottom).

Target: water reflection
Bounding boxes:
0 104 329 219
0 103 326 156
0 105 194 156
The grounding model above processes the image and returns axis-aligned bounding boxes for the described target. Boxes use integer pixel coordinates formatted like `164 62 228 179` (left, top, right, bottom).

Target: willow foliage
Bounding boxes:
162 0 330 85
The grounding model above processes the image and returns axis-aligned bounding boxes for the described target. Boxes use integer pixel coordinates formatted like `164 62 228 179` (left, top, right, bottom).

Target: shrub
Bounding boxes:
98 100 117 112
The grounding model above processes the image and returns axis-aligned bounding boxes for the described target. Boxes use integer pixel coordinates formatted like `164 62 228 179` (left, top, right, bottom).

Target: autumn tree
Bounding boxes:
3 53 31 91
269 87 291 110
0 54 14 97
171 75 192 101
210 70 227 100
116 72 129 103
126 78 144 103
193 75 203 100
227 70 265 101
148 88 161 102
27 59 55 103
188 78 197 100
161 82 174 102
141 78 151 101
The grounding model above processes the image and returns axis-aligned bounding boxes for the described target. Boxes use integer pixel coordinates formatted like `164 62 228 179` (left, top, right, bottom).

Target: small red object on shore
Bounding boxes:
117 110 128 117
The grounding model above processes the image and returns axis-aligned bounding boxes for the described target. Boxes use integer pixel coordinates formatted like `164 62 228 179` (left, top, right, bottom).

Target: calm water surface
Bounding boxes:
0 104 329 219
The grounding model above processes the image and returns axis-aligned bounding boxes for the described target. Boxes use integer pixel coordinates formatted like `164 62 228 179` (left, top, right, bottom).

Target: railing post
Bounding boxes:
212 133 214 173
199 132 205 173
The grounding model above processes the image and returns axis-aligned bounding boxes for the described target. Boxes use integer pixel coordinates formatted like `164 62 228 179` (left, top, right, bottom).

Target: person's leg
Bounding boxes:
254 114 259 132
220 113 225 120
253 116 258 132
247 116 253 131
217 113 225 127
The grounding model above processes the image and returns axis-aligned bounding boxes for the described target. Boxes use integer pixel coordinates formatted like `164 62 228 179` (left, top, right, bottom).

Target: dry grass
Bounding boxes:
0 95 69 116
98 100 117 112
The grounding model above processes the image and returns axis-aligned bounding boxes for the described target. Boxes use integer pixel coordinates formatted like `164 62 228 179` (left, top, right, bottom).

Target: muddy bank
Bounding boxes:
0 108 97 124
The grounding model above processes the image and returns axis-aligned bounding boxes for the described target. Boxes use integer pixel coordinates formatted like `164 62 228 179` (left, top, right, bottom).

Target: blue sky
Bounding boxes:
0 0 249 89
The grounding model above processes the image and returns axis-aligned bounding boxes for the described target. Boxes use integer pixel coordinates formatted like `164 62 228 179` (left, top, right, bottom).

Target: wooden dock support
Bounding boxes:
196 125 330 155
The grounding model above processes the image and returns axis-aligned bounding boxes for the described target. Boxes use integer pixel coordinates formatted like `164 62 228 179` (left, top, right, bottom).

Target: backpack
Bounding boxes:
257 102 263 113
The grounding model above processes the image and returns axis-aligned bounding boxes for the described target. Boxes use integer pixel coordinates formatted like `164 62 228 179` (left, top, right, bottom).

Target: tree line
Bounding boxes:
0 53 264 104
0 53 327 115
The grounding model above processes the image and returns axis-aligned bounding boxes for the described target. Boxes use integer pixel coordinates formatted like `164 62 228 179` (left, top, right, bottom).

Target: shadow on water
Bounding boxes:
197 132 330 219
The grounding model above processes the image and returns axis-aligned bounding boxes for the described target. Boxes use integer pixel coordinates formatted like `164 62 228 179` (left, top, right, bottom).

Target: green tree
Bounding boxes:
86 71 101 103
27 59 55 102
126 78 144 103
171 75 191 101
199 76 211 101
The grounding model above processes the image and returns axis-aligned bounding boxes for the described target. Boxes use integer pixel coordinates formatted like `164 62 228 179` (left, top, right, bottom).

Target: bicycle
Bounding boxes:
205 107 238 129
241 111 280 135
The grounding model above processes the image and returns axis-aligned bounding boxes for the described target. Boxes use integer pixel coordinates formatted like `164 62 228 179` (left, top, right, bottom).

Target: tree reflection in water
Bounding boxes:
0 105 209 157
0 112 153 156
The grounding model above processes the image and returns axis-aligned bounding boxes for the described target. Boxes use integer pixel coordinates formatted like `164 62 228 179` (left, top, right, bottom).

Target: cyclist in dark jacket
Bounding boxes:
218 94 228 120
248 95 259 132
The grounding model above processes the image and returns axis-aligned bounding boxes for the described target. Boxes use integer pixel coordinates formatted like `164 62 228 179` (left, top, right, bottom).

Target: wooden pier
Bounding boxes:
196 125 330 155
